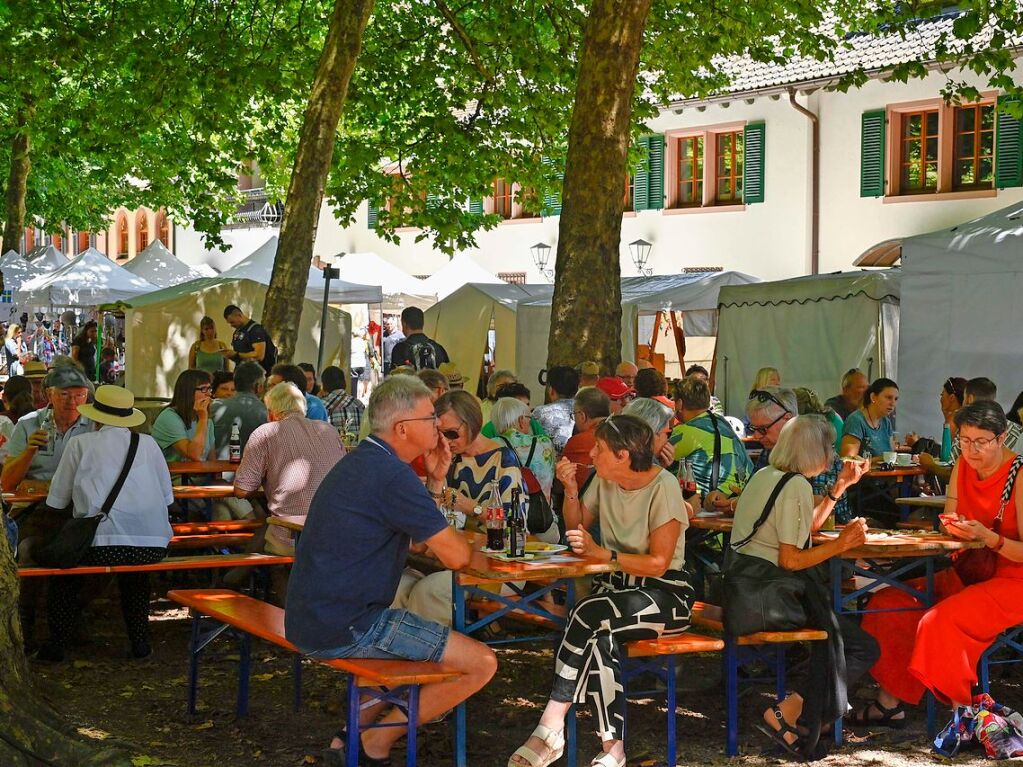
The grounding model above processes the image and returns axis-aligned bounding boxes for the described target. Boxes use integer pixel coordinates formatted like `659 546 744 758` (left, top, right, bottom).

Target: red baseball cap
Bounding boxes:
596 376 634 401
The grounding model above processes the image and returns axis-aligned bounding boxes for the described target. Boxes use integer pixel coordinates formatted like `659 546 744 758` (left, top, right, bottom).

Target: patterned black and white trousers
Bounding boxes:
550 569 694 741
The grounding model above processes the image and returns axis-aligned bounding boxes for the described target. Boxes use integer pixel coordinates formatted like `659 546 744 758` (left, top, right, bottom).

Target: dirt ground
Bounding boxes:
28 583 1015 767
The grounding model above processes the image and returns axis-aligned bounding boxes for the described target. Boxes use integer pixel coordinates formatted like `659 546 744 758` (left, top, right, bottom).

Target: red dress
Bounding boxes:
861 454 1023 705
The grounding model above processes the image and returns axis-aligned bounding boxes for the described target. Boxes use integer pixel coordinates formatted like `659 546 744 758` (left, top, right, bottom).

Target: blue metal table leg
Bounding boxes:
406 685 419 767
666 655 678 767
725 637 739 756
187 615 201 715
926 692 937 738
346 675 360 767
774 646 786 702
236 633 251 717
452 572 467 767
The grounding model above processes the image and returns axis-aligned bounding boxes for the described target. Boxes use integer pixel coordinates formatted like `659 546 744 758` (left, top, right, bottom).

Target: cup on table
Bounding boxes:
882 451 897 465
896 452 913 467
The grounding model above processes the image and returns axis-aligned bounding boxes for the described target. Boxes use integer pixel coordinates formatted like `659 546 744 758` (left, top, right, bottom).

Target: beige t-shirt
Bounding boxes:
730 466 814 567
582 468 689 570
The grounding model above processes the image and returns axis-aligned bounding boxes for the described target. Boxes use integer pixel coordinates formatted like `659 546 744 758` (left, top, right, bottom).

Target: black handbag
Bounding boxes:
498 436 556 534
34 433 139 569
722 471 809 636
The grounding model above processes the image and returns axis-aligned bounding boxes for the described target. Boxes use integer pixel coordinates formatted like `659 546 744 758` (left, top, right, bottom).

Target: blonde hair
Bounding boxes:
199 316 217 339
5 324 21 341
751 366 780 391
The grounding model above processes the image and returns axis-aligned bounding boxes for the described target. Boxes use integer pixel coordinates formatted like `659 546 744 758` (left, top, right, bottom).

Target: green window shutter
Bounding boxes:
742 122 766 204
541 156 563 216
995 95 1022 189
367 202 378 229
646 134 664 210
633 136 651 210
860 110 887 198
468 198 484 214
425 193 441 210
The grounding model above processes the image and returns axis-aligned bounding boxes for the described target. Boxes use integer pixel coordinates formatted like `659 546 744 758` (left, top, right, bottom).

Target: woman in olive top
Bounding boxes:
189 316 230 375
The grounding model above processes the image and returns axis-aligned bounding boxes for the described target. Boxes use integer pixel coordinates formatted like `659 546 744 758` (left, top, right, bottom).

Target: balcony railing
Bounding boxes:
226 188 284 229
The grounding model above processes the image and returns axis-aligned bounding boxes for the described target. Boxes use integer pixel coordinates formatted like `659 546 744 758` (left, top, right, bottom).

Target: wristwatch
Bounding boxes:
609 550 618 563
472 505 483 517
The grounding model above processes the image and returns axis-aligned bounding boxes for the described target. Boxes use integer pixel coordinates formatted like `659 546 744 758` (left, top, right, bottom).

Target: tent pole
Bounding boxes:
669 311 686 371
317 266 339 374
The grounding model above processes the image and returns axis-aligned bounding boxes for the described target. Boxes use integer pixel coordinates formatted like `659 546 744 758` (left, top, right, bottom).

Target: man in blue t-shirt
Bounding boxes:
286 375 496 764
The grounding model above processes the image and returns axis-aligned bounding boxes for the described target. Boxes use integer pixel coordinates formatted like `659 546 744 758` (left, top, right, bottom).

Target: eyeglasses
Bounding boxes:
748 411 789 437
749 389 791 414
396 413 438 427
957 434 1000 451
196 385 213 393
56 390 89 402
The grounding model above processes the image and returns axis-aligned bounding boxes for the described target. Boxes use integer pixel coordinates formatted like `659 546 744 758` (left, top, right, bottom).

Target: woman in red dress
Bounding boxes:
854 400 1023 726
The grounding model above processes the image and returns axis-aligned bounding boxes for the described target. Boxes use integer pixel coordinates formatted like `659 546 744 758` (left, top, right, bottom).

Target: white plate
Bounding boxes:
525 542 569 555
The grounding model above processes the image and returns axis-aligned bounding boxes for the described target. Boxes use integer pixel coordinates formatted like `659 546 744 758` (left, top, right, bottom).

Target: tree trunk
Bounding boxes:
546 0 651 375
0 535 130 766
2 103 34 292
261 0 375 364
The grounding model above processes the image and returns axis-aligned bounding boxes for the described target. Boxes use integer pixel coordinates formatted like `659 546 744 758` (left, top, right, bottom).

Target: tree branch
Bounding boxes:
432 0 493 82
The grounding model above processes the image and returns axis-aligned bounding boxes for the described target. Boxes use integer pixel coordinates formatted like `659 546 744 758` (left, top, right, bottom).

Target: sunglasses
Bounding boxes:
441 425 463 440
604 414 622 437
748 389 792 414
748 411 788 437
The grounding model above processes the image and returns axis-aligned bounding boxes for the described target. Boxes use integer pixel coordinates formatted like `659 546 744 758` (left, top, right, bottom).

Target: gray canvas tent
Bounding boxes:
715 270 901 417
898 203 1023 435
123 240 216 287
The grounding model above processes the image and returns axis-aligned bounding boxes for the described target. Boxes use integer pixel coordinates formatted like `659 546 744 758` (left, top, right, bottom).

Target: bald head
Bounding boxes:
615 361 638 388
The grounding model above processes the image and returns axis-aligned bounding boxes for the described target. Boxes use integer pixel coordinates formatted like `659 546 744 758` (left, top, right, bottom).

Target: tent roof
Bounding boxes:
620 271 761 311
326 251 436 309
900 201 1023 275
420 254 502 299
123 240 216 287
21 247 158 306
219 236 383 304
27 244 70 271
0 250 45 290
717 269 900 308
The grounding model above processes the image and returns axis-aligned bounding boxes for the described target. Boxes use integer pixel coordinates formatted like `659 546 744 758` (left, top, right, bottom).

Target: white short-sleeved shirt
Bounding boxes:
46 426 174 548
730 466 814 567
581 468 689 570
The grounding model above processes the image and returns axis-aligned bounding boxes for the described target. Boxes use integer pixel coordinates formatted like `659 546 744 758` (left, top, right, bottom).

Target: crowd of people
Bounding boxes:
4 301 1023 764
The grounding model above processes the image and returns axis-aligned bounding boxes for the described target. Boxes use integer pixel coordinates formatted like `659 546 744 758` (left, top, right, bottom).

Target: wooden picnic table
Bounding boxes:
896 495 947 509
3 483 244 505
865 465 928 479
168 460 237 475
266 514 306 533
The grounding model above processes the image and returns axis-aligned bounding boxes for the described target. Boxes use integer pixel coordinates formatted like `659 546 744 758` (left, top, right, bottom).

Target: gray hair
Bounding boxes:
769 415 835 476
368 374 433 433
264 382 307 417
491 396 530 434
747 386 798 422
954 400 1007 436
622 397 673 434
487 369 517 399
234 360 265 394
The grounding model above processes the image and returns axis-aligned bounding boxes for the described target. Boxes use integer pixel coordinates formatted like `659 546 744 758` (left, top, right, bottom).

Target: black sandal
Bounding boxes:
846 699 907 729
755 706 808 762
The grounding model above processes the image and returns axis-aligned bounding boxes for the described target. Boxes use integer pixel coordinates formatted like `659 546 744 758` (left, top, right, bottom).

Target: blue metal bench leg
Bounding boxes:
236 632 251 717
567 704 577 767
347 675 361 767
774 645 786 702
666 655 678 767
926 692 937 738
725 637 739 756
833 714 843 746
187 616 201 715
406 685 419 767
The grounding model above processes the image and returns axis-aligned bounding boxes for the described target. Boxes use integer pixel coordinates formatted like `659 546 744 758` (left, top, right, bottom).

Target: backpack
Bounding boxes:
263 335 278 370
408 340 437 371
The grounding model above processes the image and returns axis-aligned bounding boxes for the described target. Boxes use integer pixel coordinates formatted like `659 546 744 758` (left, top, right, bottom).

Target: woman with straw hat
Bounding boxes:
37 385 173 662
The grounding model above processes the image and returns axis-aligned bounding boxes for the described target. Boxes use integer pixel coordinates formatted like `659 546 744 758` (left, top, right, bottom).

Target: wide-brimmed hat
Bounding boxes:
438 362 465 387
77 385 146 428
23 360 47 380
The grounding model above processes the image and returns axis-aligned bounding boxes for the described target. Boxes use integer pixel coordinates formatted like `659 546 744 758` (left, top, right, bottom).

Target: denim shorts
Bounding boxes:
305 608 450 664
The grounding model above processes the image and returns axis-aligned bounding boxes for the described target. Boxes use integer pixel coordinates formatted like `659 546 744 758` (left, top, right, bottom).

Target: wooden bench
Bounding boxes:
691 602 831 755
168 533 255 550
168 589 463 767
18 552 293 577
171 520 265 535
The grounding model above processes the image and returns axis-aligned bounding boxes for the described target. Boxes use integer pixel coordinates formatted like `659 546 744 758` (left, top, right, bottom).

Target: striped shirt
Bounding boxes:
234 413 346 547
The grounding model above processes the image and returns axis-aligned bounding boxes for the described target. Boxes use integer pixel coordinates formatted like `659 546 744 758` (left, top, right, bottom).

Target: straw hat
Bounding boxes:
22 360 47 380
438 362 465 388
77 385 146 428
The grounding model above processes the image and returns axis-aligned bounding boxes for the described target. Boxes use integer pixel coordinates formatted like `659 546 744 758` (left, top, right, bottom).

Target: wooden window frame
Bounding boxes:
623 172 635 212
714 130 743 203
485 178 542 223
136 211 149 253
952 103 995 191
117 215 129 257
884 94 998 203
663 121 747 212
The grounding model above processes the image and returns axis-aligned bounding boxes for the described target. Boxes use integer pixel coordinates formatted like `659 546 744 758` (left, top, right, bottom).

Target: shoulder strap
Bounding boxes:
731 472 799 551
525 437 538 466
708 411 722 491
994 454 1023 530
100 432 139 518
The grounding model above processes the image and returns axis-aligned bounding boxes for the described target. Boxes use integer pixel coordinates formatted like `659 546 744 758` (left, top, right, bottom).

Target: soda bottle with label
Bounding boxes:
508 487 526 558
485 479 505 551
679 459 698 500
228 423 242 463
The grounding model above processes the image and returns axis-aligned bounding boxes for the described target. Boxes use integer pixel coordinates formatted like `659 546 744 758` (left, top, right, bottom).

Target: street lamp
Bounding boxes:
317 260 341 374
630 238 653 276
530 242 554 282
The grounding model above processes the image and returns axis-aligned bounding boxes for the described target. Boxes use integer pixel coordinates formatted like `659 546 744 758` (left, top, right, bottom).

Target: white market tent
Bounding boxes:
220 237 383 305
20 247 158 308
119 276 352 398
27 244 70 272
124 240 216 287
0 249 45 290
714 270 901 418
420 253 502 300
423 283 553 395
326 251 436 312
898 202 1023 435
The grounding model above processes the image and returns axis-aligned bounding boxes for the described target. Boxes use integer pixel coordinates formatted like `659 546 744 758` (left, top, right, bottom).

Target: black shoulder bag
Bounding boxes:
707 412 723 492
498 436 555 534
34 433 140 569
721 471 811 636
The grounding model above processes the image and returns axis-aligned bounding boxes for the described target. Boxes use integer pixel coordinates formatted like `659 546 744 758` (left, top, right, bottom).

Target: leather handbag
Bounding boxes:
722 472 808 636
499 436 555 534
34 433 139 569
953 454 1023 586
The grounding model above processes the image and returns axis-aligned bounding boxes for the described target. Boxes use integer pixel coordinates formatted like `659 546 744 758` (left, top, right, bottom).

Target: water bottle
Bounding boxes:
940 423 952 463
485 479 505 551
508 487 526 558
228 423 242 463
38 409 55 457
